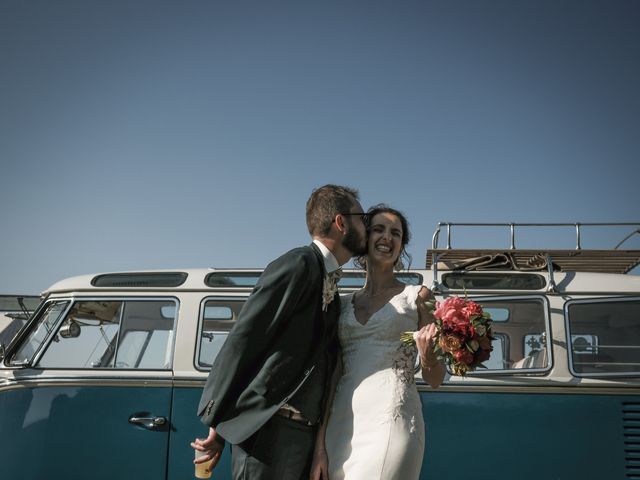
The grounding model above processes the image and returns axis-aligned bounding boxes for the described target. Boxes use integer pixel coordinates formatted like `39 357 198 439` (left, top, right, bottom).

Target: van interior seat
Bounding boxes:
513 348 547 369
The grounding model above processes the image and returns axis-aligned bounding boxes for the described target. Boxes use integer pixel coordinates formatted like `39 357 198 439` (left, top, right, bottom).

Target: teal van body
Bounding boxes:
2 223 639 479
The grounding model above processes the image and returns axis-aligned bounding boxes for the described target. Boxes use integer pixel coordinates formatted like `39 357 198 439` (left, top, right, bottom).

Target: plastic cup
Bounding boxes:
194 449 213 479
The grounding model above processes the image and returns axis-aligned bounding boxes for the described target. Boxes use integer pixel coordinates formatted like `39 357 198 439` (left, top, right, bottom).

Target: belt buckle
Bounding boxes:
277 407 312 426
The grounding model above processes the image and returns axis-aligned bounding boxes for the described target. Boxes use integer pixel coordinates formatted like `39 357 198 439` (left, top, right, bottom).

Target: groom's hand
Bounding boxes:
191 427 225 472
310 446 329 480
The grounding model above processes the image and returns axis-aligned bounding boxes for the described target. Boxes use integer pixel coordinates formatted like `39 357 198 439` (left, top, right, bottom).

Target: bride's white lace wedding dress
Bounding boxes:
325 285 425 480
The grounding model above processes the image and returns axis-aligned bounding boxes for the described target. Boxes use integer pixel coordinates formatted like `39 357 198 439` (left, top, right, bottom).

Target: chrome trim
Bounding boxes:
431 252 441 293
128 415 167 429
431 225 441 252
575 223 582 250
616 228 640 249
431 222 640 251
0 376 173 393
435 288 640 297
416 383 640 395
510 223 515 249
173 379 207 388
546 253 557 293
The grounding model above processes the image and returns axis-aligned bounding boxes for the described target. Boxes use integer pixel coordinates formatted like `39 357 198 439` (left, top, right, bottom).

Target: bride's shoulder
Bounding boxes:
406 283 424 295
406 284 429 305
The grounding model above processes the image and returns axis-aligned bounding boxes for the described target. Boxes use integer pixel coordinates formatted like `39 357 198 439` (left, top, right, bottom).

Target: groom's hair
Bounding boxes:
306 184 359 237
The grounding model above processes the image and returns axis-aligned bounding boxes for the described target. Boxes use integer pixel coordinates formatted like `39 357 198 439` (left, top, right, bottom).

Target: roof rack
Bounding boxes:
426 222 640 292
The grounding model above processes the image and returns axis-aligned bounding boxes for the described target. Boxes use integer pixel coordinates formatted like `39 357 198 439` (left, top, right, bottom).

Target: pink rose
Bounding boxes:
464 301 483 319
433 297 467 321
442 315 468 332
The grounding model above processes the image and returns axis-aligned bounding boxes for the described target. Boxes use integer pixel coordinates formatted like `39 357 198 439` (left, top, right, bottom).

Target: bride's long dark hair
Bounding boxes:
354 204 412 271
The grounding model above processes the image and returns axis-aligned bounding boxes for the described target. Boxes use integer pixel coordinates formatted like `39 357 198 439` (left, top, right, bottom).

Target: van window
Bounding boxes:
10 301 70 365
197 299 244 369
32 299 177 370
566 298 640 376
465 297 550 373
91 272 187 287
204 271 423 289
442 273 546 290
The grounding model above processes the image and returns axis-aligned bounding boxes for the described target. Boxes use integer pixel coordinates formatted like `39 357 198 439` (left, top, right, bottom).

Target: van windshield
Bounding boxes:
9 301 70 366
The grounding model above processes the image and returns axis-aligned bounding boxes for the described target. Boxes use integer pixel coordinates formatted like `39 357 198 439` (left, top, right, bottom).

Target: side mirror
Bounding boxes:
59 320 81 339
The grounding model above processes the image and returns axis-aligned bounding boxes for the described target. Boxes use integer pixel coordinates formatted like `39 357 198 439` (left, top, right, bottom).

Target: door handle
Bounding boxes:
128 414 167 430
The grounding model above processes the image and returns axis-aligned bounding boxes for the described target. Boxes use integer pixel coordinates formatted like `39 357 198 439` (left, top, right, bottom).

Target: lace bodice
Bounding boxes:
338 284 421 386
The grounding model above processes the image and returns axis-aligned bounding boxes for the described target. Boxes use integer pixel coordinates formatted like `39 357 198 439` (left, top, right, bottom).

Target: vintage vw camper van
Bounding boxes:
1 222 638 480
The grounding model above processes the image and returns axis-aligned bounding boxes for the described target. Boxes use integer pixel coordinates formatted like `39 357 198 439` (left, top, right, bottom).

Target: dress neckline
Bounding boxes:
350 284 409 327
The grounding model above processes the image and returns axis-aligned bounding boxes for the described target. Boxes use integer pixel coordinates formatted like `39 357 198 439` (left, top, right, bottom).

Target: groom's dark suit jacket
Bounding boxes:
197 243 340 445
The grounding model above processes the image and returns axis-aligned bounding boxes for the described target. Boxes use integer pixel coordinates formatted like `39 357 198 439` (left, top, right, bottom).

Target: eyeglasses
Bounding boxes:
338 212 370 225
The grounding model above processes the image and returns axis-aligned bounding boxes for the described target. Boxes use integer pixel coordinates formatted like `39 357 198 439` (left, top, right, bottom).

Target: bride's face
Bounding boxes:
367 212 404 266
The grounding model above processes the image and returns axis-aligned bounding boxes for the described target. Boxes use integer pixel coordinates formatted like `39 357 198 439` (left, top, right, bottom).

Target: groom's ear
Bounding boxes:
333 214 347 235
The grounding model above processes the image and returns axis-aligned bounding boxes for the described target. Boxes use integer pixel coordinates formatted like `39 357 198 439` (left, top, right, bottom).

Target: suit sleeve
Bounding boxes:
197 249 319 426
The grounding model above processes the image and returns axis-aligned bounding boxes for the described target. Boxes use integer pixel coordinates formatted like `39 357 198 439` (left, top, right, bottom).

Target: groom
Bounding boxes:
192 184 368 480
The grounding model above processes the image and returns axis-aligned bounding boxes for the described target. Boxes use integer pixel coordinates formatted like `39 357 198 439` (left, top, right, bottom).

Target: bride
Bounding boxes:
310 205 445 480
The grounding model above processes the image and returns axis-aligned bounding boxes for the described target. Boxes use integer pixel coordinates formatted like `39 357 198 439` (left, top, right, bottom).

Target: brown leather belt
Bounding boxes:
275 407 314 426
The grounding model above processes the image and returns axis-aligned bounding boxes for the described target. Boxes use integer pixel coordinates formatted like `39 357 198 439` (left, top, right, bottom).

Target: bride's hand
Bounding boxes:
415 323 439 367
309 446 329 480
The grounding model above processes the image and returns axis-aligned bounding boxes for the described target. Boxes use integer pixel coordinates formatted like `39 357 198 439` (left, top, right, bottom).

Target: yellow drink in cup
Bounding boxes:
194 449 213 479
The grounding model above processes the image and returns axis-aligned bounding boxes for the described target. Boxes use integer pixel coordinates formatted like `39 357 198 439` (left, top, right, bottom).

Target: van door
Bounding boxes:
166 296 246 480
0 298 177 480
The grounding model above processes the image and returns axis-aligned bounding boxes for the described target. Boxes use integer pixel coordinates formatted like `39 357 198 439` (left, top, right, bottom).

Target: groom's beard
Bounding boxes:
343 227 367 257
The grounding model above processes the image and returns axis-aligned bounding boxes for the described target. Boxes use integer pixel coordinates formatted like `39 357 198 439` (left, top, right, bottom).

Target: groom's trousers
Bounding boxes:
231 414 316 480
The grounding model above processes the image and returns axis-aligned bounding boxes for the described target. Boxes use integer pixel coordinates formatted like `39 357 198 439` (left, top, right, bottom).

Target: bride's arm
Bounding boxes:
310 355 343 480
416 287 445 388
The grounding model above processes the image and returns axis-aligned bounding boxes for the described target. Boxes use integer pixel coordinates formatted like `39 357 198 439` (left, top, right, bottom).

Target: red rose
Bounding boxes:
454 349 474 365
477 335 492 351
451 321 474 338
476 348 491 362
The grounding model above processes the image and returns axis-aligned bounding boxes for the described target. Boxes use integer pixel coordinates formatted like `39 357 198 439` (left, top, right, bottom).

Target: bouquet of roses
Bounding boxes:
401 296 493 376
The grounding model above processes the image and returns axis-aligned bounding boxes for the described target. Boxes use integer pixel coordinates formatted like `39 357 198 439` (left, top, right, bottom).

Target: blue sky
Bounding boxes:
1 0 638 294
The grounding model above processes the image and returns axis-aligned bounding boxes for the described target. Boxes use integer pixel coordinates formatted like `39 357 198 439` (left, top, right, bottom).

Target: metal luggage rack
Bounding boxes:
426 222 640 292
